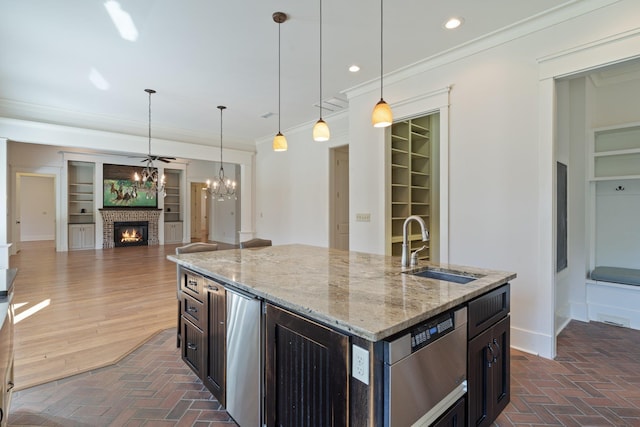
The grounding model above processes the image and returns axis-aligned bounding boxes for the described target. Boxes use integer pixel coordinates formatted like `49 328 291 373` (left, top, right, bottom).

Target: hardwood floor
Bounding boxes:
9 240 182 390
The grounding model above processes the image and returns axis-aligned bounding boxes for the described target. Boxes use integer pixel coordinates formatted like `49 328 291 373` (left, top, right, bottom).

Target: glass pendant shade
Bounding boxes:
273 132 288 151
313 119 330 142
372 98 393 128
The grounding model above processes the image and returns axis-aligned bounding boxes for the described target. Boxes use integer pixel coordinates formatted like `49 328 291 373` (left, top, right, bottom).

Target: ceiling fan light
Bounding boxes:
273 132 288 151
313 118 330 142
372 98 393 128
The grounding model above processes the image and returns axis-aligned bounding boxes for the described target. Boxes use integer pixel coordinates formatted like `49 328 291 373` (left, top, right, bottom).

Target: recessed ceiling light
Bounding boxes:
349 65 360 73
444 17 464 30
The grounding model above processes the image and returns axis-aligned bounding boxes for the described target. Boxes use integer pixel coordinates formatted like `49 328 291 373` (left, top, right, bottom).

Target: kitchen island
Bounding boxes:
168 244 516 427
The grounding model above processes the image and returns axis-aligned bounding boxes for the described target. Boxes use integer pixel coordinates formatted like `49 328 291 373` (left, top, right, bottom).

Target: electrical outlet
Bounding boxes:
352 344 369 385
356 213 371 222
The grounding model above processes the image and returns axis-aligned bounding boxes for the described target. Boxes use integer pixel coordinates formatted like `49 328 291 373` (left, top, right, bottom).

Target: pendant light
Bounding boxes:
273 12 288 151
312 0 330 142
134 88 166 199
206 105 237 201
371 0 392 128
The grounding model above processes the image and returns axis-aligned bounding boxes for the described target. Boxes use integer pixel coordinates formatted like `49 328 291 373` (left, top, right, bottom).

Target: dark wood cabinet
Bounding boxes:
203 280 226 406
432 397 466 427
181 317 203 377
179 270 226 406
265 303 349 427
467 283 510 427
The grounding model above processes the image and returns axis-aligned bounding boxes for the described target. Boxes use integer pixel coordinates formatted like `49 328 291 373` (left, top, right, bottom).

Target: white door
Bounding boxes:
190 182 209 242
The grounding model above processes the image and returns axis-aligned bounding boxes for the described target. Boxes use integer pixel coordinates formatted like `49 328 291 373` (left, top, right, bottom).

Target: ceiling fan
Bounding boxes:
130 89 176 164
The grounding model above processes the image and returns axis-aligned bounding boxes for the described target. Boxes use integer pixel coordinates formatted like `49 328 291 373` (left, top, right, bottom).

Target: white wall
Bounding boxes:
254 115 349 246
254 0 640 358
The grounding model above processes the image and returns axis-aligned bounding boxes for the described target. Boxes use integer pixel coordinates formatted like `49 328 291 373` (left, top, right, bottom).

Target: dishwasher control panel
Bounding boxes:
410 310 455 353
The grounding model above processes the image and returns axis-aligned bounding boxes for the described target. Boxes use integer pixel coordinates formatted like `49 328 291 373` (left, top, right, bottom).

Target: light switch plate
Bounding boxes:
352 344 369 385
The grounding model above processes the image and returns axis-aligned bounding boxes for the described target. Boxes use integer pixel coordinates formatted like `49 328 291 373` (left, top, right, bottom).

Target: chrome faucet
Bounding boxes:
401 215 429 267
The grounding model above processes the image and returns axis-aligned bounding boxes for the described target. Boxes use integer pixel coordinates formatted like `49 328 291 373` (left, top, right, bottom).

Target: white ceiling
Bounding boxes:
0 0 574 152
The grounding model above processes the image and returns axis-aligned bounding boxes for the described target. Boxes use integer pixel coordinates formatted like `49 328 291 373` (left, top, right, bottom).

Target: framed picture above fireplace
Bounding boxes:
103 179 158 208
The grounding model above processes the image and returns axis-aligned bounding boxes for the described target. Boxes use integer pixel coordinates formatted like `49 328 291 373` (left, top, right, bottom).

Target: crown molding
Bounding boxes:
343 0 620 100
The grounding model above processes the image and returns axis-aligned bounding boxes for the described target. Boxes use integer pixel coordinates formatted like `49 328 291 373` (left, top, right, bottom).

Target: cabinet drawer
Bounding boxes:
468 283 510 340
181 318 204 378
182 292 204 329
181 270 204 301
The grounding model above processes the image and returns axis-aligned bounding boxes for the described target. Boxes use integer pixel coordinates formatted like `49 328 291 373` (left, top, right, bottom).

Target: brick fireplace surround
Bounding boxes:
99 209 161 248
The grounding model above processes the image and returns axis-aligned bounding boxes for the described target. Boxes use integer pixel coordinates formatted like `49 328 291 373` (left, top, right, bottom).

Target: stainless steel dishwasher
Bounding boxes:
384 307 468 427
226 287 263 427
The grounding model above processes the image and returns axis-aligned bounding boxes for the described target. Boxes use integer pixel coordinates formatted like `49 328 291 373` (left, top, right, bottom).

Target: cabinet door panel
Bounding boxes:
203 284 226 406
490 316 510 418
265 304 348 427
467 315 510 427
468 329 491 427
181 318 203 377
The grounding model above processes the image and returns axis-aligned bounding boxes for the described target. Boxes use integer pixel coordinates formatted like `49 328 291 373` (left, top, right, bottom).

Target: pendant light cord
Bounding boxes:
218 106 225 176
319 0 323 120
278 20 282 133
380 0 384 100
148 90 152 155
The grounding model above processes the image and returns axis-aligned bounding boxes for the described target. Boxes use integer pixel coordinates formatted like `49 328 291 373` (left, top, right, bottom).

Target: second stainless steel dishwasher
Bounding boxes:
226 287 263 427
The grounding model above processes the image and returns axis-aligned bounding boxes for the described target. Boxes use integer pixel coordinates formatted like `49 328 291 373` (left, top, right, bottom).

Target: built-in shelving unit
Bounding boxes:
388 115 433 259
164 168 183 243
591 124 640 181
68 161 95 250
68 161 95 224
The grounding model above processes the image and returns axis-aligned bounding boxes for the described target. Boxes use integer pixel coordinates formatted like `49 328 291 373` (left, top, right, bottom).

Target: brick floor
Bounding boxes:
496 320 640 427
9 320 640 426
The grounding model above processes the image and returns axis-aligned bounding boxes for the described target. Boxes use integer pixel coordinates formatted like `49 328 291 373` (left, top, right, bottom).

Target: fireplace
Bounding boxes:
99 209 160 248
114 221 148 247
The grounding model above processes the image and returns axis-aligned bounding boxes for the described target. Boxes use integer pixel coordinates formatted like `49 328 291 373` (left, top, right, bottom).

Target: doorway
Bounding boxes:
190 182 210 242
15 173 56 252
553 58 640 355
330 145 349 250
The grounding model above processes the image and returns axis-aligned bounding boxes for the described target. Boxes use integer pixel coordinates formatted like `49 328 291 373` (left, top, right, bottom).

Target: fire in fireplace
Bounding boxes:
114 221 149 247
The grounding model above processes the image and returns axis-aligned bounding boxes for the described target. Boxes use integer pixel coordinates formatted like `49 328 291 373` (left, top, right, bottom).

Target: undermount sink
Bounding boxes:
405 268 483 284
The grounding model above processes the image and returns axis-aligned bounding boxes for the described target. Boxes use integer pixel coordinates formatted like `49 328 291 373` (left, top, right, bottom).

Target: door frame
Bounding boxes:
329 145 349 250
13 170 59 253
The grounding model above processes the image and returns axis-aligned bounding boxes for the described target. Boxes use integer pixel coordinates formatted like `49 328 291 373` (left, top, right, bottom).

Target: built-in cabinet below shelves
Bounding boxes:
164 222 183 244
388 114 433 259
68 224 95 250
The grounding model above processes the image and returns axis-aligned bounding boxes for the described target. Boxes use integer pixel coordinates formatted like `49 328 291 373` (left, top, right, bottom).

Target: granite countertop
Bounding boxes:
168 244 516 342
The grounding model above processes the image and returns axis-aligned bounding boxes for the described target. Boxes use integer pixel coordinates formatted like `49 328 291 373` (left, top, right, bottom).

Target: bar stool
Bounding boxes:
239 238 272 249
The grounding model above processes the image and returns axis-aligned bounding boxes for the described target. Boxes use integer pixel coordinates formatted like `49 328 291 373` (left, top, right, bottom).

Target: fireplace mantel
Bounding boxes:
99 209 161 248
